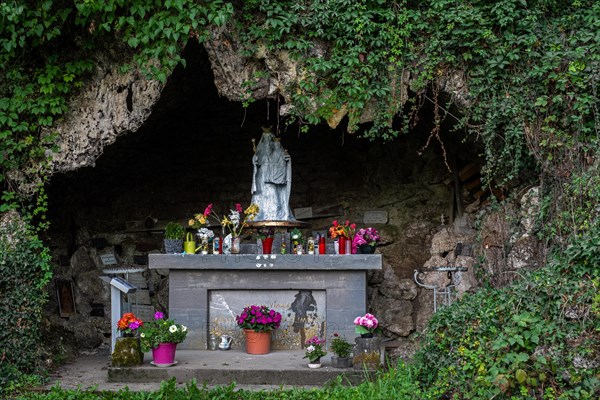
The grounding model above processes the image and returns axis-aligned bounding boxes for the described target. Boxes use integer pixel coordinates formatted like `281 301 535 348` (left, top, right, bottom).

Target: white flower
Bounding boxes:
140 333 145 338
307 345 315 353
169 325 177 333
182 325 187 332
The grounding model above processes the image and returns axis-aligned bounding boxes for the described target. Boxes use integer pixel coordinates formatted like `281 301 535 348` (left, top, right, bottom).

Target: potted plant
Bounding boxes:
352 227 381 254
330 332 353 368
303 335 327 368
112 313 144 367
163 222 186 254
139 311 188 367
236 304 282 354
353 313 383 370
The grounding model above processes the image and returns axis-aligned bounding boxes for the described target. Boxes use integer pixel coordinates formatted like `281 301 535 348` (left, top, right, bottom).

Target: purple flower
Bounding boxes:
128 321 140 330
154 311 164 320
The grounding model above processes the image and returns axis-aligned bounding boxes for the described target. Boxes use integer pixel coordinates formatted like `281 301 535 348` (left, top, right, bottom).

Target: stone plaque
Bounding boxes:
209 290 326 350
127 289 151 305
294 207 313 219
128 304 154 322
363 210 388 224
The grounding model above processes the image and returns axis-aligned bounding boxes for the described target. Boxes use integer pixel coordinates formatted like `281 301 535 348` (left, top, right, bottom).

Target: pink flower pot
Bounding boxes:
152 342 177 365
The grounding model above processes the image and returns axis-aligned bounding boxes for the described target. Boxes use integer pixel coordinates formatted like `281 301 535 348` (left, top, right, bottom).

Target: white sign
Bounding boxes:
99 253 117 265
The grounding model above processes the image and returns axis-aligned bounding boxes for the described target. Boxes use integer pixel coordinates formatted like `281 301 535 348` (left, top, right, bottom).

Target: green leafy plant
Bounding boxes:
138 311 188 352
163 221 185 240
330 333 353 359
0 216 52 395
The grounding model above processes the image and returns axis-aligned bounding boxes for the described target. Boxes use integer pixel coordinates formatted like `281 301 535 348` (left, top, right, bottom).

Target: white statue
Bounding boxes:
251 129 295 221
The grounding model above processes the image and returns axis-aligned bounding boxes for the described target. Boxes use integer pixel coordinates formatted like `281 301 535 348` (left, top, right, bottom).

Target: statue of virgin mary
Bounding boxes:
251 128 295 221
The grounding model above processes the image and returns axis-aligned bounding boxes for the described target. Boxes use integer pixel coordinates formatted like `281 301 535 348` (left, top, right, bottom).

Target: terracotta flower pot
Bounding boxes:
243 329 271 355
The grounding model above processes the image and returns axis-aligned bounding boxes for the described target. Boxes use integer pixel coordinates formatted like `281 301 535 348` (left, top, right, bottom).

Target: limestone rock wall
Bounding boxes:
48 44 166 173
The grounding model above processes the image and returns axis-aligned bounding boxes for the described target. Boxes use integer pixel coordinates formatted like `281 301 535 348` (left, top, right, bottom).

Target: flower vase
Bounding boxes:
359 244 376 254
262 237 274 254
231 236 241 254
344 237 351 254
331 356 352 368
338 236 346 254
308 358 322 369
151 342 178 366
353 336 381 370
243 329 271 354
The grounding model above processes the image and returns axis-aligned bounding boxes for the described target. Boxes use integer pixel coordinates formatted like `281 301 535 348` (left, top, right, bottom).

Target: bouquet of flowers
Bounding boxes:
352 227 381 247
329 220 356 239
236 305 282 332
188 203 216 230
221 203 259 237
257 227 275 240
354 313 381 336
330 332 353 358
196 227 214 240
303 335 327 363
117 312 143 336
139 311 188 352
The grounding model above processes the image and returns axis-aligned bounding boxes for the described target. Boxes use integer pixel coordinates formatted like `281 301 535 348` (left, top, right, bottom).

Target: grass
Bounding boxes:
13 361 423 400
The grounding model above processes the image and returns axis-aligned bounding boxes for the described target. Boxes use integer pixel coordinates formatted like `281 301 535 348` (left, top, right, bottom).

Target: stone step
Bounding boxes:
108 350 369 386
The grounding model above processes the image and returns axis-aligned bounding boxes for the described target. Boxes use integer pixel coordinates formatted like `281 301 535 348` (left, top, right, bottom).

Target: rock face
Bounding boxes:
48 43 165 173
39 39 546 353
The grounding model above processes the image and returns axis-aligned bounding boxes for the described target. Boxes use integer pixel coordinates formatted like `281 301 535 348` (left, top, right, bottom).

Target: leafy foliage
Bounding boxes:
415 225 600 399
0 216 52 395
2 1 600 396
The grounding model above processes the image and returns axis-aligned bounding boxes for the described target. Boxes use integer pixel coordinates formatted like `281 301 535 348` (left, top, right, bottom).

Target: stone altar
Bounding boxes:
148 254 382 350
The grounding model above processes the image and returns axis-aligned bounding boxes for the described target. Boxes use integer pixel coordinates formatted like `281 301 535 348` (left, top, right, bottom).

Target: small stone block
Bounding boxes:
111 337 143 367
363 210 388 224
294 207 313 219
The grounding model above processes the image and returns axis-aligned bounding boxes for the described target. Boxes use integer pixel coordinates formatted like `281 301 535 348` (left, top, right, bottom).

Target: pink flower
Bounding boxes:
203 204 213 217
154 311 164 320
235 203 243 213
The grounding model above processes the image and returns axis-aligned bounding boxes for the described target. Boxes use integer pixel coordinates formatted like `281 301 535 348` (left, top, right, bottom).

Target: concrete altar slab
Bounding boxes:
149 254 382 350
149 253 382 270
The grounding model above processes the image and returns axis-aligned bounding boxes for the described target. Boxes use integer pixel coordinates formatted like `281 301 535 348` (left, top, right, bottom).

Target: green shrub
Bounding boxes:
415 226 600 399
0 215 52 395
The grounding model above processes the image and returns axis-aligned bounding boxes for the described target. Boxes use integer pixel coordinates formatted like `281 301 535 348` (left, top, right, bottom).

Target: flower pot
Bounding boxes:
353 337 382 370
262 237 274 254
164 239 183 254
359 244 376 254
243 329 271 354
151 342 178 366
308 361 322 369
112 337 143 367
331 356 352 368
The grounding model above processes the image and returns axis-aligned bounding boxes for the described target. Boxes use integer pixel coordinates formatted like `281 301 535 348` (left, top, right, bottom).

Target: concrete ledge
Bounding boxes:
108 350 373 386
149 254 383 270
